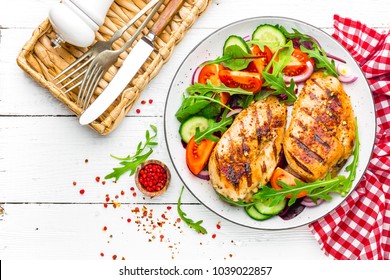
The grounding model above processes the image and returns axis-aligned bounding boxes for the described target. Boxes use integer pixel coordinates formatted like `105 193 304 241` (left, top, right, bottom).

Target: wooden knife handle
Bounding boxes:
150 0 185 36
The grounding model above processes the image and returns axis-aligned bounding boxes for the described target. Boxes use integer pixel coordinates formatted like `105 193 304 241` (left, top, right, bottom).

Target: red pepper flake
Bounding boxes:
136 109 141 114
121 190 125 196
133 192 137 197
72 181 77 186
105 196 110 202
167 206 172 210
149 99 153 104
102 226 107 231
160 235 164 242
141 100 146 105
102 181 106 185
100 252 104 257
212 233 216 239
161 214 168 220
103 203 108 208
216 224 221 230
112 255 117 260
95 176 100 183
229 254 233 258
130 187 135 191
122 257 126 260
84 159 89 164
127 218 131 223
115 195 119 199
176 218 181 223
79 189 85 195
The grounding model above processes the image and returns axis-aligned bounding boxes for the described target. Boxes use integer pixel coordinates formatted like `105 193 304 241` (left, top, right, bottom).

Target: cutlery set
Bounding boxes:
53 0 184 125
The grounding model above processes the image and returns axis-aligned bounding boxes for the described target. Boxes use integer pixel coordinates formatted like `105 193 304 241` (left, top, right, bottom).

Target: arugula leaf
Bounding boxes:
268 40 294 75
194 109 233 143
340 118 360 195
175 95 210 122
177 186 207 234
187 80 253 96
202 45 254 71
262 72 297 104
301 46 338 77
217 192 257 207
105 125 158 181
277 25 318 47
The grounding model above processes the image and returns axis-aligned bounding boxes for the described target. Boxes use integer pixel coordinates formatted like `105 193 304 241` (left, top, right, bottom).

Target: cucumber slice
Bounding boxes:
179 116 209 143
245 205 272 221
254 198 287 216
252 24 286 52
223 35 250 55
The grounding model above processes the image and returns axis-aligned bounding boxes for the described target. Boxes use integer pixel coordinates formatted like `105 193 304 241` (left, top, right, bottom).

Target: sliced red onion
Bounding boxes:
242 35 251 42
326 53 346 63
195 170 210 181
301 196 324 207
283 60 314 84
336 64 358 83
226 108 242 118
191 65 203 84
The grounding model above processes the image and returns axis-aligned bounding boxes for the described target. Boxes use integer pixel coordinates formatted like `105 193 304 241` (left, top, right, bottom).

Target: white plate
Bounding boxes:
164 17 376 230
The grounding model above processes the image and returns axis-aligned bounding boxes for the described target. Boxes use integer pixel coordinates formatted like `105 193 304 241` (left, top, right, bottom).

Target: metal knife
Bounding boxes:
79 0 185 125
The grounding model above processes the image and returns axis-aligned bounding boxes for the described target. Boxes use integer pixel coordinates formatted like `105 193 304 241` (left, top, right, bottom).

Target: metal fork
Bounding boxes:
77 0 165 109
53 0 160 95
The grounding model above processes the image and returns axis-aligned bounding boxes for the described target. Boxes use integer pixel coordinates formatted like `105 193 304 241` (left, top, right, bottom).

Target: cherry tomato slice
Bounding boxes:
270 167 306 198
186 137 216 175
283 48 315 77
198 64 224 85
219 70 262 93
198 64 230 105
249 45 273 73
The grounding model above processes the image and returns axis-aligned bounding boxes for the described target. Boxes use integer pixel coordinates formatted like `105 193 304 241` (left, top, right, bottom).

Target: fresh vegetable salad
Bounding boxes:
175 24 359 221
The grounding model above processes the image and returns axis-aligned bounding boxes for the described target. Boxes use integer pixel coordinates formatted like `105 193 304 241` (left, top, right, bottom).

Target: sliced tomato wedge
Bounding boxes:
219 70 262 93
198 64 224 85
249 45 273 73
270 167 306 198
186 137 217 175
283 48 315 76
198 64 230 105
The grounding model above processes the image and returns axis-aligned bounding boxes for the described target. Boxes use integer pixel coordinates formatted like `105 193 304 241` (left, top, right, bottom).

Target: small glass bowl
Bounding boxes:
135 159 171 198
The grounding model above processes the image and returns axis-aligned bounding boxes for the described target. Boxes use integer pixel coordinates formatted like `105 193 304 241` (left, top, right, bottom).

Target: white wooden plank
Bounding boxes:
1 0 390 28
0 203 328 260
0 116 202 203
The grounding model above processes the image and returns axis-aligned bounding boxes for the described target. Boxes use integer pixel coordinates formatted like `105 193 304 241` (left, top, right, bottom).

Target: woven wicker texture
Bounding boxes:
16 0 211 135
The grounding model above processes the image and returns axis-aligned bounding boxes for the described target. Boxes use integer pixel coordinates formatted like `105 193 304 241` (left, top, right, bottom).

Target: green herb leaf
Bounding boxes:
187 80 253 96
262 72 297 104
175 94 210 122
194 109 233 143
217 192 256 207
177 186 207 234
105 125 158 181
202 45 255 71
340 118 360 195
269 40 294 75
300 45 338 77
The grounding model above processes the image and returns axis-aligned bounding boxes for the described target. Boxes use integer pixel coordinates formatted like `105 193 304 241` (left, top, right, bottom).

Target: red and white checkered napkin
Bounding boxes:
309 15 390 260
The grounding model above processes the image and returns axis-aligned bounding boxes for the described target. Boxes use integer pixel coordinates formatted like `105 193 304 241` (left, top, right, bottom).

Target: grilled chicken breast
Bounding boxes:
208 96 287 202
284 71 355 182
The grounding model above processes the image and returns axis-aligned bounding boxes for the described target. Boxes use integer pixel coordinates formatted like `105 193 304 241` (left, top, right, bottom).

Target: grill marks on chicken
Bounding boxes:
284 72 355 182
208 96 287 202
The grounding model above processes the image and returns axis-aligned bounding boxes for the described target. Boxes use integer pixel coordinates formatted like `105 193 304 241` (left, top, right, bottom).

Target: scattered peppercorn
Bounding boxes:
79 189 85 195
136 109 141 114
149 99 153 104
141 100 146 104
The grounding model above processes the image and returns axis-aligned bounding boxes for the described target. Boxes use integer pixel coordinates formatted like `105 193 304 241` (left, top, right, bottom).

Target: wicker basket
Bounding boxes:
16 0 211 135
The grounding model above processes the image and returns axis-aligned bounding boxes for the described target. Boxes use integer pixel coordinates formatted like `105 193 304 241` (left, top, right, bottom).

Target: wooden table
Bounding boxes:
1 0 388 260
